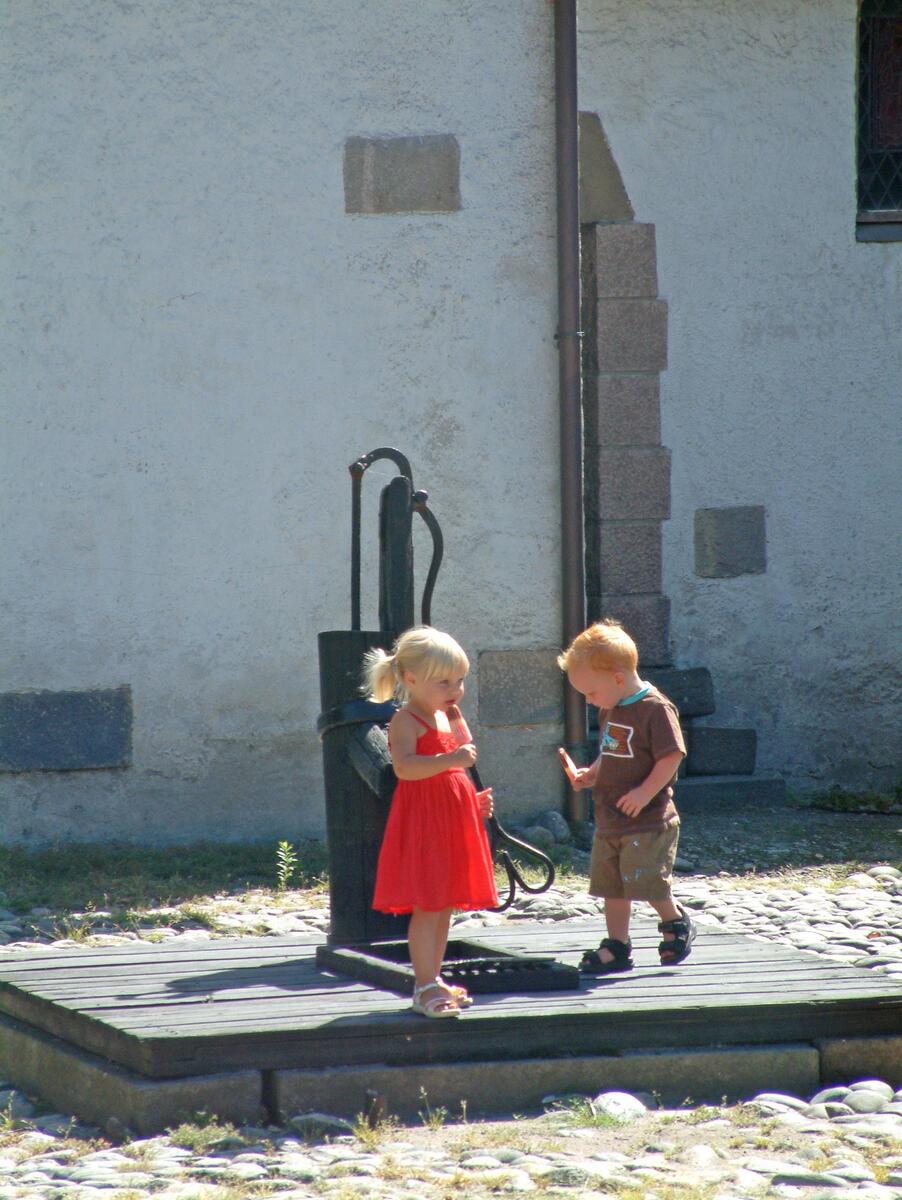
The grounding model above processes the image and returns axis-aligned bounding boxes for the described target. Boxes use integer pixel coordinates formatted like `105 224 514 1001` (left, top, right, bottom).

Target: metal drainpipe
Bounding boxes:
553 0 587 821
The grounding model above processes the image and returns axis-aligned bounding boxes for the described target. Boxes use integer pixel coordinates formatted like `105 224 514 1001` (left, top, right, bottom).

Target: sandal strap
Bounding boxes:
413 982 458 1013
585 937 632 963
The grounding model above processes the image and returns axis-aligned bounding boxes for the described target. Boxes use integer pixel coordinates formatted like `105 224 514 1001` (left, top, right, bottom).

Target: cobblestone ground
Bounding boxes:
0 805 900 1199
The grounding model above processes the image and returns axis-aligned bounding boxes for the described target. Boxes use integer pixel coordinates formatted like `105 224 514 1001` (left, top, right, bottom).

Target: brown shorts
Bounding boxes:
588 822 680 901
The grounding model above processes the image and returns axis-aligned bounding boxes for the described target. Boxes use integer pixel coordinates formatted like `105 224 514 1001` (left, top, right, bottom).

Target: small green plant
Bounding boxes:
0 1098 22 1133
417 1087 447 1131
352 1109 400 1149
545 1095 620 1128
275 841 299 891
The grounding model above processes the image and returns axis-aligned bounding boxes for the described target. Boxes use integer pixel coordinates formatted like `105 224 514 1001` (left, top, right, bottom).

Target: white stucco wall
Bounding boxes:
579 0 901 788
1 1 562 843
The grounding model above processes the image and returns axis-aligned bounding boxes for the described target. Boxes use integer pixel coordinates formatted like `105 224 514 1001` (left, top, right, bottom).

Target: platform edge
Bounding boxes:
272 1041 821 1120
0 1011 264 1135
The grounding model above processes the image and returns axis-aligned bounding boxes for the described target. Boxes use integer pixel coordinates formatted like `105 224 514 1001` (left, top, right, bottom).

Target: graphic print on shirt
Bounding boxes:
601 722 635 758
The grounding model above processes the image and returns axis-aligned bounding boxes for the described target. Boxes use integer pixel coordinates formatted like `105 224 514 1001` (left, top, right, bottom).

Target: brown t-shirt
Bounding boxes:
592 685 685 836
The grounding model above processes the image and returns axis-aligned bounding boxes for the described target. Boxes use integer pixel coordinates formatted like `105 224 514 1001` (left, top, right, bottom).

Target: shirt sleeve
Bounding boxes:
648 700 686 760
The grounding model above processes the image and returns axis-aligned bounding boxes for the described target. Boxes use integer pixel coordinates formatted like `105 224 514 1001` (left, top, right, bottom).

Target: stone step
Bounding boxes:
587 667 715 729
685 726 757 776
673 774 786 810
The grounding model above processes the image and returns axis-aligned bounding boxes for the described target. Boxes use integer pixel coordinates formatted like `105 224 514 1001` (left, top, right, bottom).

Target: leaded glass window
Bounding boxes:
858 0 902 218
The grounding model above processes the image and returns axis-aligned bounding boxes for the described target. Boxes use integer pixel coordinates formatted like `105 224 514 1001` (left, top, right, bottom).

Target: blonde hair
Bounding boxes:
362 626 470 702
557 618 639 673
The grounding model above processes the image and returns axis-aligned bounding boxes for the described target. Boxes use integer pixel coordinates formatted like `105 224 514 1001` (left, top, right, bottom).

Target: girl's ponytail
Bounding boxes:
362 647 398 701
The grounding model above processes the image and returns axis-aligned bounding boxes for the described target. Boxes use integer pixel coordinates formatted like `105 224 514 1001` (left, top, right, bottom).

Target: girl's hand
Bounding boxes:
451 742 477 768
476 787 493 818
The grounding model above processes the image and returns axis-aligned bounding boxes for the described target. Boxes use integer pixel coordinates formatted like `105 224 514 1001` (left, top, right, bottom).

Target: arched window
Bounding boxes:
858 0 902 239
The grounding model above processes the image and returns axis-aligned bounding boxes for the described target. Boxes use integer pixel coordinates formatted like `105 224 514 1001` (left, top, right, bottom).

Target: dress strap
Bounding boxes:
405 710 435 732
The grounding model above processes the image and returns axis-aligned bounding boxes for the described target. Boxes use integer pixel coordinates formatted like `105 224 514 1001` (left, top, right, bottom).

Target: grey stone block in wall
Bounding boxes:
597 299 667 372
598 447 671 521
596 594 671 667
579 111 634 224
344 134 461 214
598 520 662 594
478 650 563 727
590 224 658 299
694 506 767 578
0 687 132 772
643 667 716 718
686 726 757 775
597 374 661 446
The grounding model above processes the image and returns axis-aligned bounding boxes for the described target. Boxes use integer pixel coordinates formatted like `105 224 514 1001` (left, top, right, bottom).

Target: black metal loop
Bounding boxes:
486 817 556 913
412 490 443 626
349 448 414 630
468 762 556 912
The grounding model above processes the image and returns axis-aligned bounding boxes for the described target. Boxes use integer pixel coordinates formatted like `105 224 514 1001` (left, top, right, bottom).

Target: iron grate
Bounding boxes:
858 2 902 213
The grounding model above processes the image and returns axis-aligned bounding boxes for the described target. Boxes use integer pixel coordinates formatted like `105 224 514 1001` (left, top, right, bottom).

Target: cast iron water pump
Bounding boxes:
315 448 578 993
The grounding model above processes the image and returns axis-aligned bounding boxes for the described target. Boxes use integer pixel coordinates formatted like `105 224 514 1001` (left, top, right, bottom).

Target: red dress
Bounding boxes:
372 713 500 914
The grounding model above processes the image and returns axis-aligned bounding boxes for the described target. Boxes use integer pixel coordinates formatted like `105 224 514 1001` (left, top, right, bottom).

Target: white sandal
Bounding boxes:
411 981 460 1018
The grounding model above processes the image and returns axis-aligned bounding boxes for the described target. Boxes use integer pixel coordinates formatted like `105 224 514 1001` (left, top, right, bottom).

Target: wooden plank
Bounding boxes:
0 928 881 985
18 961 897 1011
56 982 901 1038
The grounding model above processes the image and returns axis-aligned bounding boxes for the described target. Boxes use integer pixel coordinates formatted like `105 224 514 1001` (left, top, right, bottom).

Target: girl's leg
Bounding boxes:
409 907 458 1012
430 908 473 1003
430 908 453 980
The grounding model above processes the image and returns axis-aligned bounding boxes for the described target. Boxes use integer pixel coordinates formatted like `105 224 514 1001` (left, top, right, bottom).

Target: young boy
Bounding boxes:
558 619 695 974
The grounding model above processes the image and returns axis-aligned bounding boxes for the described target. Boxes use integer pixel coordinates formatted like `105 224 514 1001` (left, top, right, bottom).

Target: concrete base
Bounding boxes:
818 1035 902 1088
0 1011 264 1135
273 1043 820 1121
1 1005 896 1133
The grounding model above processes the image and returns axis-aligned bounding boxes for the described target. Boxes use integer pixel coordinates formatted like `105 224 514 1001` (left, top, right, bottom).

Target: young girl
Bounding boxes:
364 627 499 1018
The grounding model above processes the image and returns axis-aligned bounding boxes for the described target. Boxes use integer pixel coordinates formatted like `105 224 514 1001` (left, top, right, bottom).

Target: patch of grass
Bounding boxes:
801 783 902 816
0 839 329 915
729 1106 779 1132
167 1112 245 1154
607 1186 717 1200
666 1102 725 1124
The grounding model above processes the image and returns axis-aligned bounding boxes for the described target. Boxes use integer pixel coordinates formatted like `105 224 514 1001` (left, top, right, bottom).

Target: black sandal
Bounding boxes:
579 937 633 975
658 906 695 965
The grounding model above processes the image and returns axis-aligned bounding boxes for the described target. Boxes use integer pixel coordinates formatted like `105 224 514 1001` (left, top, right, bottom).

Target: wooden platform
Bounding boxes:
1 917 899 1083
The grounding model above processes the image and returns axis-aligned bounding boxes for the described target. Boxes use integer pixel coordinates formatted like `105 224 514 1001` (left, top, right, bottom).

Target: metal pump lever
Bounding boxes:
447 705 556 913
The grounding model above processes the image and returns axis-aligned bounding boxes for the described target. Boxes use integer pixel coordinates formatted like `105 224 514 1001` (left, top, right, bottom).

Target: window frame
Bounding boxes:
856 0 902 241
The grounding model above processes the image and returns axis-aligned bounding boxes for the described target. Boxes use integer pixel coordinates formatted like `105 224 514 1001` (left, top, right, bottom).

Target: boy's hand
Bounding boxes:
570 766 597 791
616 788 652 817
476 787 493 818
